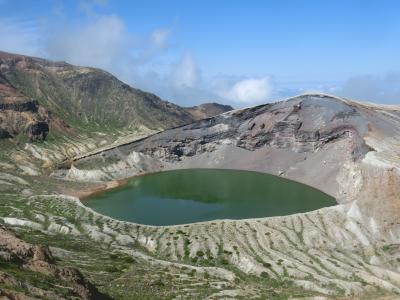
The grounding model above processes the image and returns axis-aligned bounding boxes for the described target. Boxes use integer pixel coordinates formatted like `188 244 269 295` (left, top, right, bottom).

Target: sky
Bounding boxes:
0 0 400 107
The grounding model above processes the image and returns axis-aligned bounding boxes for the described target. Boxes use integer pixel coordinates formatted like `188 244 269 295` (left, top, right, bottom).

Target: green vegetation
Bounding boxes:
0 259 73 298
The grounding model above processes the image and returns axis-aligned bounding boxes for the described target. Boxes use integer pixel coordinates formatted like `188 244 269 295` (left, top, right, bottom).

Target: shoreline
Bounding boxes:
76 171 160 201
77 178 128 200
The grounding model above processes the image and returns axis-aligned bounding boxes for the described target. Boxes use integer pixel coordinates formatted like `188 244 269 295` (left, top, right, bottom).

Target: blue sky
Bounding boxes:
1 0 399 106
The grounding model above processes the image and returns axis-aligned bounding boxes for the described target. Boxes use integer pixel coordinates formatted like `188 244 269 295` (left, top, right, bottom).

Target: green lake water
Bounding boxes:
85 169 336 226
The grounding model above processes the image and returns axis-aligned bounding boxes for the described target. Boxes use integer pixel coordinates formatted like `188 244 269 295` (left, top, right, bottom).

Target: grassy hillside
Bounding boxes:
0 51 196 135
0 51 233 141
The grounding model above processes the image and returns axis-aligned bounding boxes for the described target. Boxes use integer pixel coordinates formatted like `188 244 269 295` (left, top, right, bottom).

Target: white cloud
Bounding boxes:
136 28 172 63
2 3 400 108
150 28 170 50
172 54 201 88
79 0 108 15
46 15 129 70
43 14 175 84
290 74 400 104
217 77 273 104
0 19 41 56
336 73 400 104
0 13 273 108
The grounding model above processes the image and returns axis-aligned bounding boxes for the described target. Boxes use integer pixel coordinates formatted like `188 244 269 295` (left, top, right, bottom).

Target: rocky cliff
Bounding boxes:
0 224 109 299
0 73 72 141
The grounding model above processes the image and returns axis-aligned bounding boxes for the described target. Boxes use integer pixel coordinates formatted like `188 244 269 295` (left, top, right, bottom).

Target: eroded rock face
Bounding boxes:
113 95 369 163
0 100 51 141
0 128 11 139
25 121 49 141
0 73 67 141
0 225 109 300
0 100 40 112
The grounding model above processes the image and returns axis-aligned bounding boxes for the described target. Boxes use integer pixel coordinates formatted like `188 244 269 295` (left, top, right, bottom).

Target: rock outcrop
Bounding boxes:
0 224 109 300
0 99 52 142
0 71 71 141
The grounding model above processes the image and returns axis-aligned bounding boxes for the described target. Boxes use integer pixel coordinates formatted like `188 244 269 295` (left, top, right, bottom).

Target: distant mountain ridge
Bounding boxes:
0 51 232 141
185 103 234 120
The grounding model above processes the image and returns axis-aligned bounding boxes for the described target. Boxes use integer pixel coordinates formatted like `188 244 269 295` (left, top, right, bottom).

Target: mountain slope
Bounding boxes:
0 224 110 299
186 102 234 120
0 51 231 141
0 71 74 141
